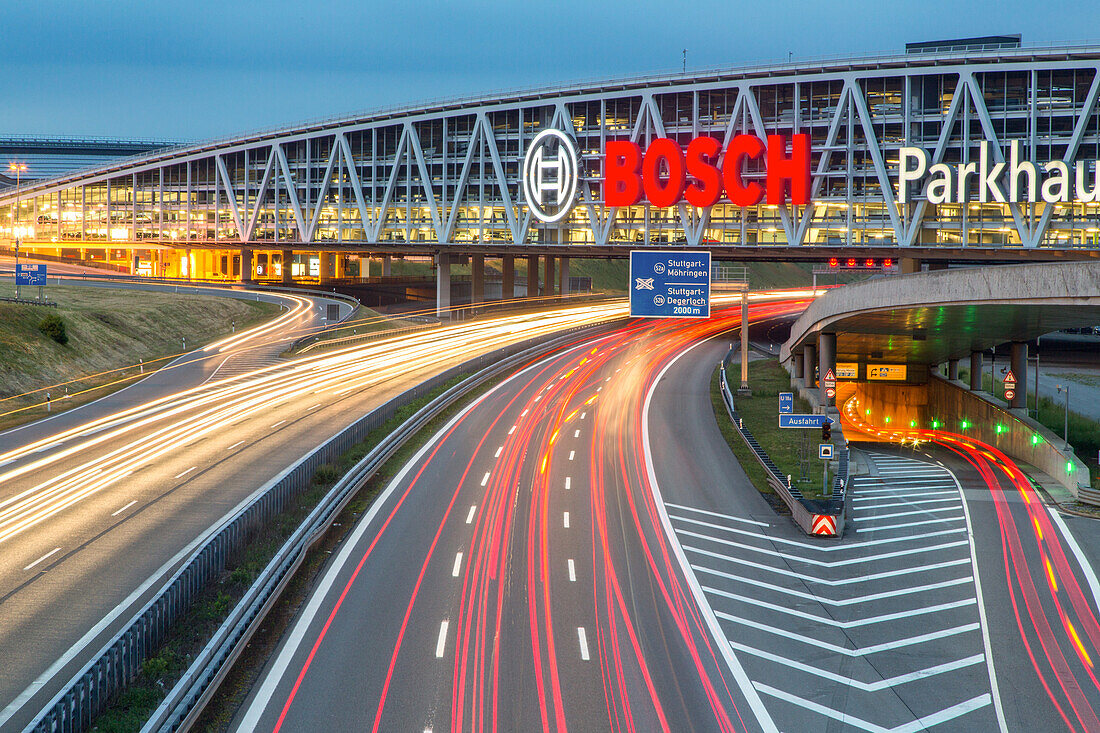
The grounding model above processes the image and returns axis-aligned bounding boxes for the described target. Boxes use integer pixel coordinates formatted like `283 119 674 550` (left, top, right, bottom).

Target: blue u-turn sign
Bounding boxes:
629 250 710 318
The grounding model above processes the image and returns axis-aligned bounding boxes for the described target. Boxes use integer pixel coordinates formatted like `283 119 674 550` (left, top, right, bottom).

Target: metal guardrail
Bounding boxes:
25 318 621 733
718 349 847 536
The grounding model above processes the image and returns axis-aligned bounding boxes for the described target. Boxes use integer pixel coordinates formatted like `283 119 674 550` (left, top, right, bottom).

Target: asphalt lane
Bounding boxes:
0 299 624 730
234 304 809 733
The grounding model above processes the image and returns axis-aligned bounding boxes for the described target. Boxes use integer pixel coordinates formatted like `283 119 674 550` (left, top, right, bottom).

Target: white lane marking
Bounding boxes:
1050 509 1100 625
481 472 490 487
563 512 570 528
686 545 969 586
730 642 985 691
853 490 958 500
174 466 197 479
853 508 964 522
568 450 575 461
755 684 991 733
641 339 778 732
227 440 245 451
856 516 965 533
452 553 463 578
605 377 611 382
235 340 599 732
466 505 477 524
574 430 580 438
494 446 503 458
24 548 61 571
111 500 138 517
508 425 516 435
707 567 973 605
577 627 590 660
597 386 602 392
565 477 571 490
271 419 287 428
568 559 576 582
666 502 770 528
723 614 980 656
580 412 586 419
521 409 528 417
712 595 977 629
435 620 449 658
852 497 961 510
952 464 1011 732
677 526 968 567
307 404 320 411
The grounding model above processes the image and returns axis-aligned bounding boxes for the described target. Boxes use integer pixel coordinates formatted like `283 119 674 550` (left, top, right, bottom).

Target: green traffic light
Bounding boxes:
1031 434 1043 445
909 420 917 428
960 420 970 429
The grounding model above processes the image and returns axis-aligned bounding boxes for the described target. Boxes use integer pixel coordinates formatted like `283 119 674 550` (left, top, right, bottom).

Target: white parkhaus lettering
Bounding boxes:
897 140 1100 205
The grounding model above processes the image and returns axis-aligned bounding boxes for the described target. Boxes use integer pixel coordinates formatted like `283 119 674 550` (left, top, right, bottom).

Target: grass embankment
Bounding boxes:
710 357 830 505
88 369 499 732
959 369 1100 488
0 282 279 431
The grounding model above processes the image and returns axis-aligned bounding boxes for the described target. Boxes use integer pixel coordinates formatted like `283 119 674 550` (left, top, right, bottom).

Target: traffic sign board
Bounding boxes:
629 250 710 318
1004 388 1016 401
823 368 836 387
819 443 834 459
16 264 46 286
811 514 837 536
824 386 836 399
1003 369 1017 387
778 392 793 414
779 413 830 428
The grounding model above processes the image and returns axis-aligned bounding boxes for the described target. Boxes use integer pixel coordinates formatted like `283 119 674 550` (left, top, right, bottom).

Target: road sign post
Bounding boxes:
779 413 830 428
1003 369 1017 405
629 250 710 319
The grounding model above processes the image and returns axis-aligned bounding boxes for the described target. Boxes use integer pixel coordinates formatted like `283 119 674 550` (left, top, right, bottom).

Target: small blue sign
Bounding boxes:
16 264 46 286
779 414 831 428
629 250 710 318
779 392 793 414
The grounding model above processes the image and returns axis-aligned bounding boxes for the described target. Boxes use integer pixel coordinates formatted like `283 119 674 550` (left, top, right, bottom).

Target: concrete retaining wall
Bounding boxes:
853 376 1089 497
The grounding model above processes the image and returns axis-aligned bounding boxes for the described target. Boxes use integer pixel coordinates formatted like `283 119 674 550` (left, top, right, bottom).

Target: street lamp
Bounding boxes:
1056 383 1070 447
9 162 27 299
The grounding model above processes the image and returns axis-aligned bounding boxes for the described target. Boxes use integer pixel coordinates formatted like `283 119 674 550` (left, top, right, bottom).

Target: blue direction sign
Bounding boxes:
629 250 710 318
779 413 830 428
16 264 46 286
778 392 793 414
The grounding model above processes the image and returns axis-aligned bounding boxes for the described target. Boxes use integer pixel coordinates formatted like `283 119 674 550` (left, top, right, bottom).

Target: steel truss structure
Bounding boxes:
5 45 1100 258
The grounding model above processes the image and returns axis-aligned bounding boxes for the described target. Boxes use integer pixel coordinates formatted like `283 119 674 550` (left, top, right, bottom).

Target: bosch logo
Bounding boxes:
523 129 579 224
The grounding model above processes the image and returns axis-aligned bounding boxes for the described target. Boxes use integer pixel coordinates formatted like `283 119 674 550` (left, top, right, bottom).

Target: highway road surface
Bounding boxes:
0 295 628 731
234 299 807 732
234 296 1100 733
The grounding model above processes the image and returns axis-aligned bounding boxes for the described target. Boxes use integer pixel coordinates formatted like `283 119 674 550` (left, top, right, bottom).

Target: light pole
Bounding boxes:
9 162 26 299
1056 384 1070 447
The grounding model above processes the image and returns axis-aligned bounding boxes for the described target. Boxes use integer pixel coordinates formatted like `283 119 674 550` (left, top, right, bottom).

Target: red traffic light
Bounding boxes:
883 258 893 268
829 257 839 268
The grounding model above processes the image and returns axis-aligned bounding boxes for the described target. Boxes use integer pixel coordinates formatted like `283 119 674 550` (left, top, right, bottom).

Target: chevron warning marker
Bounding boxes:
811 514 837 536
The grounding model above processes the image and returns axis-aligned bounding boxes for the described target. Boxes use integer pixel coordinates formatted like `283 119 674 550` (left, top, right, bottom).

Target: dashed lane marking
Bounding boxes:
568 559 576 582
24 548 61 571
111 500 137 517
435 620 449 658
480 472 490 487
465 505 476 524
452 553 463 578
563 512 570 528
174 466 197 479
577 628 590 661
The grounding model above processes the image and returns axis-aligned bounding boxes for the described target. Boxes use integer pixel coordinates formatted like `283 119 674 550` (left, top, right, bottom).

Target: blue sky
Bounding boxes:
2 0 1096 140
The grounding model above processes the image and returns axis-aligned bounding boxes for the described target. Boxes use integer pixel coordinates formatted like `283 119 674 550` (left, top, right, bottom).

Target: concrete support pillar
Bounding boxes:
382 254 392 276
185 247 193 281
947 358 959 381
817 332 837 408
803 344 817 388
970 351 983 391
1010 341 1028 410
527 256 539 297
502 256 515 299
319 252 333 283
738 290 751 395
899 257 922 275
436 252 451 318
545 256 556 297
559 256 570 296
240 247 254 283
471 254 485 304
282 251 293 284
793 352 805 380
334 254 346 279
